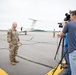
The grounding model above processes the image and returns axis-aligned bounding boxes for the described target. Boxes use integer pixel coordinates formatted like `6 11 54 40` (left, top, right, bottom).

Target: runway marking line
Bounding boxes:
0 68 8 75
45 61 66 75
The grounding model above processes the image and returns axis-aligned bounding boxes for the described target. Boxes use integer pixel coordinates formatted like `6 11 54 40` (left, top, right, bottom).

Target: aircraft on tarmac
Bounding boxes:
18 18 40 35
29 18 40 31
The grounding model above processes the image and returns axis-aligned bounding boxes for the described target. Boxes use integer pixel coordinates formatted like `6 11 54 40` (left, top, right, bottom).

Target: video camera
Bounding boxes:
58 13 70 28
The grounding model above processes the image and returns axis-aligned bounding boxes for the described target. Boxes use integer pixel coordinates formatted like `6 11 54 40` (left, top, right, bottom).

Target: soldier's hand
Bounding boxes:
9 42 13 46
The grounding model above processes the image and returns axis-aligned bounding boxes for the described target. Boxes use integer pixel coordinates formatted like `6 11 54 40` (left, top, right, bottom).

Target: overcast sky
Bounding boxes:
0 0 76 31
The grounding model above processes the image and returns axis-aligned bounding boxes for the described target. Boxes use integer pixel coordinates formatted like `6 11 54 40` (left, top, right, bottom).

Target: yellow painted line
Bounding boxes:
0 68 8 75
45 64 63 75
45 61 66 75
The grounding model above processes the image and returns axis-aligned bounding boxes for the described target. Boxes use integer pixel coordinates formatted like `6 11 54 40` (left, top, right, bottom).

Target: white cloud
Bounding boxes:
0 0 76 31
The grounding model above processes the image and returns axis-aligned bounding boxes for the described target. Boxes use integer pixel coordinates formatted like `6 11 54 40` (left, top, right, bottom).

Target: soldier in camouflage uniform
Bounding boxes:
53 29 55 38
7 22 20 65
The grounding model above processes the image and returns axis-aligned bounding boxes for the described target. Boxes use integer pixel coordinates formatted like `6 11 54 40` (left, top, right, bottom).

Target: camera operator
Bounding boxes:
61 21 71 75
58 12 71 75
57 10 76 75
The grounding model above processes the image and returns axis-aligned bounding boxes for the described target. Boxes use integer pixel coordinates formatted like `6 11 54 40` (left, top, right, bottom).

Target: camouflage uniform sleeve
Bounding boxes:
17 32 20 41
18 38 20 41
7 29 12 43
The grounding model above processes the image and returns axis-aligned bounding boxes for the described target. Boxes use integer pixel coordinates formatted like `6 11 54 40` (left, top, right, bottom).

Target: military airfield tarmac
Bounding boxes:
0 31 65 75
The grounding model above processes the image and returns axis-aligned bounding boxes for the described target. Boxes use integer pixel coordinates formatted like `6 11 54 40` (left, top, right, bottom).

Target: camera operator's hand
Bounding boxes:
57 33 61 37
57 32 64 37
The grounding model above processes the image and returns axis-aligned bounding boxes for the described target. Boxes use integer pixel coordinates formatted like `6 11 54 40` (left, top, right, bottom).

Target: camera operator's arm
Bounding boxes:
62 21 66 28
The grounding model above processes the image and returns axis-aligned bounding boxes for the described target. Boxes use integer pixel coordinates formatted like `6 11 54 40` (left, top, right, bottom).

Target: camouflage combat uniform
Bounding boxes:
7 28 20 62
53 29 55 38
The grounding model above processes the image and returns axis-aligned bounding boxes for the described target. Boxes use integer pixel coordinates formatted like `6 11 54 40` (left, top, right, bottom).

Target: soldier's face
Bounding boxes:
12 24 17 29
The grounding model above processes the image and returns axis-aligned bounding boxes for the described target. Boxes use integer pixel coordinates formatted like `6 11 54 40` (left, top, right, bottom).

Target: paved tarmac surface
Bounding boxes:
0 31 62 75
